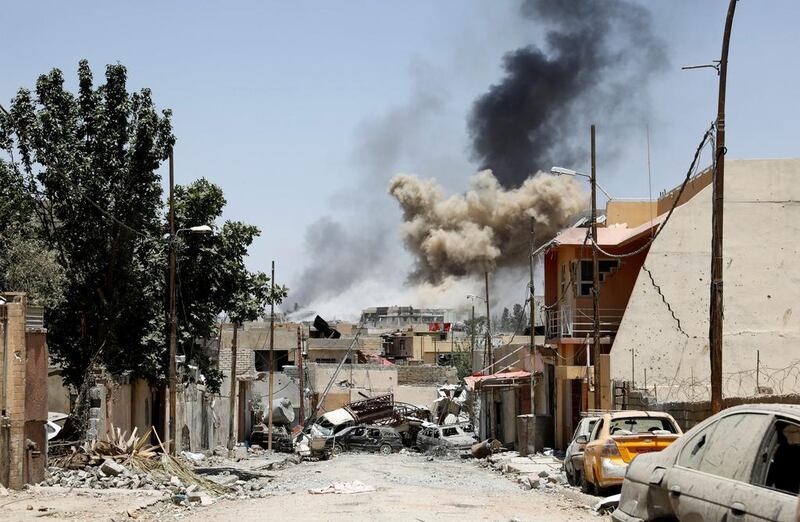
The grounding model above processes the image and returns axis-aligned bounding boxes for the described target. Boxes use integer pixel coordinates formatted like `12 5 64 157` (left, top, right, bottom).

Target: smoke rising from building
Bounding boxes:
469 0 667 188
389 170 586 283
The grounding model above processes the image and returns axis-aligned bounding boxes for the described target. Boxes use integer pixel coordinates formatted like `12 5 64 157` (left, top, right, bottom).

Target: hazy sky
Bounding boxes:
3 1 799 309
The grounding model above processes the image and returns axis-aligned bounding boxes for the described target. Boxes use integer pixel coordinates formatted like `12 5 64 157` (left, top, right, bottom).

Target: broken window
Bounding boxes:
442 427 458 437
760 419 800 495
254 350 289 372
577 259 620 297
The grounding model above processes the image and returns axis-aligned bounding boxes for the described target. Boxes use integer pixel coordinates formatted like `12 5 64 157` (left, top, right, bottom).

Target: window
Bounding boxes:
350 428 364 437
591 419 604 441
577 259 620 297
254 350 289 372
579 261 594 296
678 413 772 482
368 429 380 438
315 358 336 364
608 417 677 435
760 419 800 495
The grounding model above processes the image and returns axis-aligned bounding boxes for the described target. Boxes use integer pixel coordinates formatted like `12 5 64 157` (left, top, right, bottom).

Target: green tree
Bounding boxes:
499 307 511 332
511 303 527 334
0 60 173 386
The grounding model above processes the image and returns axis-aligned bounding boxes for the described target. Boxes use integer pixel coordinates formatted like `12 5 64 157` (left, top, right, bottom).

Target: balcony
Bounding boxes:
545 306 624 339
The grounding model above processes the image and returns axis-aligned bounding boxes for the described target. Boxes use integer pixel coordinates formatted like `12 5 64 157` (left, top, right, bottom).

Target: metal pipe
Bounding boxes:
590 125 601 410
168 149 177 454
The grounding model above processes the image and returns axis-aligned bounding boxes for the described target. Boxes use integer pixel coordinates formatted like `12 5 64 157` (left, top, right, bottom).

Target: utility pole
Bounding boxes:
529 216 536 417
227 323 238 451
484 271 492 373
297 326 305 425
267 261 276 450
590 125 601 410
709 0 737 415
168 149 177 455
470 304 475 372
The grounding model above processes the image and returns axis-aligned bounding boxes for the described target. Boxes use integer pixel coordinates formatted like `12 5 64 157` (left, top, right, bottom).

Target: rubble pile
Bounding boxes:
477 451 570 493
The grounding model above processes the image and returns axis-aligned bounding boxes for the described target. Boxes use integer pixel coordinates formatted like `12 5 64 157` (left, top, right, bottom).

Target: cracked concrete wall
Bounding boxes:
611 159 800 402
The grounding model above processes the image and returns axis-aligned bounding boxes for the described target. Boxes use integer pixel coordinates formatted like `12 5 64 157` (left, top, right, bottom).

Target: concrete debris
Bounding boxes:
593 493 621 514
181 451 206 463
99 459 127 477
309 481 377 495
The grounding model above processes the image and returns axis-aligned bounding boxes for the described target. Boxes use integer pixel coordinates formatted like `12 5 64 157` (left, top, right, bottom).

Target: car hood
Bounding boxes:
442 435 476 446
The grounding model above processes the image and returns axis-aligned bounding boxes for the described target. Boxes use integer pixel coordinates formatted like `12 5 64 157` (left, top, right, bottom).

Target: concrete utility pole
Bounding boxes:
709 0 737 415
470 304 475 371
529 217 536 416
297 326 305 425
484 271 492 373
590 125 601 410
227 323 238 450
168 149 177 455
267 261 276 450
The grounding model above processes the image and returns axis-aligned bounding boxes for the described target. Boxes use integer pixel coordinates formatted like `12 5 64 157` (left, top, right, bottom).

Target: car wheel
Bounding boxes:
580 473 595 495
565 468 575 486
379 444 393 455
332 443 344 455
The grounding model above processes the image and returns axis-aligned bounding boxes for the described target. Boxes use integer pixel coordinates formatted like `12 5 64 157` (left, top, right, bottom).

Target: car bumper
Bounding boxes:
610 509 644 522
596 458 627 487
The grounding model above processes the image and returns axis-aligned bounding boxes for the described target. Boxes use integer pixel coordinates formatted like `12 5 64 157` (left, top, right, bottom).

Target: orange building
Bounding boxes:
543 170 712 449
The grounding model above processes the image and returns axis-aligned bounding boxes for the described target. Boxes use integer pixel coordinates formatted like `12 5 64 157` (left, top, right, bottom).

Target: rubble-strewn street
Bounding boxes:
2 451 599 521
4 1 800 521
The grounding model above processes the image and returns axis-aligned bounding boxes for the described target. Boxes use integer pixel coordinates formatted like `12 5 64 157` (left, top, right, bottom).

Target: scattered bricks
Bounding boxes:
527 477 541 489
99 459 126 477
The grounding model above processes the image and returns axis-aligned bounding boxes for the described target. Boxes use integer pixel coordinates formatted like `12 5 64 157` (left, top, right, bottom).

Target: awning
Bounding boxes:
464 370 531 391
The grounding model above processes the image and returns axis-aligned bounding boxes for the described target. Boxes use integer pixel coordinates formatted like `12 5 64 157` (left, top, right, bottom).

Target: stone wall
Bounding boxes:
396 365 457 385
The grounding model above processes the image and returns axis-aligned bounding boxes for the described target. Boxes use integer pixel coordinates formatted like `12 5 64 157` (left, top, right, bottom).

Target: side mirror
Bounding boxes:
576 435 589 444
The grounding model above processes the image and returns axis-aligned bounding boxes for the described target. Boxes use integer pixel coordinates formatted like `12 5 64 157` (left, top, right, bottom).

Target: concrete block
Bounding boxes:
99 459 126 477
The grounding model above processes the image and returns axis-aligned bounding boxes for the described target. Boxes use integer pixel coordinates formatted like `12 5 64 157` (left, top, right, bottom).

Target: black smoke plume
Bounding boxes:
469 0 667 188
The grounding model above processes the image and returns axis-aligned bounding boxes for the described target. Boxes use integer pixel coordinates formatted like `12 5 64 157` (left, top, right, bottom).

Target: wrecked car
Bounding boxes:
582 411 681 495
415 422 478 456
326 425 404 455
563 415 599 486
612 404 800 522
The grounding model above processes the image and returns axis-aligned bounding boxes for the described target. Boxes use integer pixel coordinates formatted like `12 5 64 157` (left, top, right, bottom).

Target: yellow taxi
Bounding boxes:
581 411 682 494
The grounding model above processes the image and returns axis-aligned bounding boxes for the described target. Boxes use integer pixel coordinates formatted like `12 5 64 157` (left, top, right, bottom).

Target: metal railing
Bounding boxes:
545 306 624 339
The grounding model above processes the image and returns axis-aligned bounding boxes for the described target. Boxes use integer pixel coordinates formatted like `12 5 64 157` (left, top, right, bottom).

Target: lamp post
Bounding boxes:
167 149 213 454
551 136 609 411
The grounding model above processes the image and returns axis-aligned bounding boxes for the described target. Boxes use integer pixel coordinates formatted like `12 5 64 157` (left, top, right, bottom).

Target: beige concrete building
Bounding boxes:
611 159 800 405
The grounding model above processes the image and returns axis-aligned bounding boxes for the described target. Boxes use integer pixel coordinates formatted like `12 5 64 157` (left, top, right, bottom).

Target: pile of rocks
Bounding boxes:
41 461 163 491
477 450 570 493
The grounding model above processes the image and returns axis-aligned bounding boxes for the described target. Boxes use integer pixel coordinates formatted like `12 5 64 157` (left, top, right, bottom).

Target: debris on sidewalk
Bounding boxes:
309 481 377 495
593 493 620 514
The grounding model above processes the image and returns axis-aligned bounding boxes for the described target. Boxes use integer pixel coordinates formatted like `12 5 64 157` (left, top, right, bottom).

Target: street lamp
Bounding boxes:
167 224 212 454
551 124 603 410
550 167 614 201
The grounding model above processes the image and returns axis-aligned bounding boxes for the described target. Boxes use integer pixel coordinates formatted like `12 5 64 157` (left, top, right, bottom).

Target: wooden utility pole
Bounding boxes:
267 261 276 450
529 217 536 417
590 125 601 410
709 0 737 415
227 323 238 450
484 271 492 373
168 149 177 454
297 326 305 425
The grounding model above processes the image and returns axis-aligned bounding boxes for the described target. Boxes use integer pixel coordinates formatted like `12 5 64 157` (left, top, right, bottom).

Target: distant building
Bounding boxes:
360 306 453 328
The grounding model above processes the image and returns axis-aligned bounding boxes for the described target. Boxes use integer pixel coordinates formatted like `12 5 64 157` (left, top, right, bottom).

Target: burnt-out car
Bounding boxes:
415 422 478 456
613 404 800 522
326 425 404 455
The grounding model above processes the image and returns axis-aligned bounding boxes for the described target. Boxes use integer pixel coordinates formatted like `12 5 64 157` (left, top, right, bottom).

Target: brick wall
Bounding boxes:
1 298 28 488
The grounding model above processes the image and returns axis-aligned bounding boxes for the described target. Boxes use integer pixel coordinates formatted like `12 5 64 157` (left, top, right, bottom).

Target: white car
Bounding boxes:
416 423 477 456
563 416 599 486
613 404 800 522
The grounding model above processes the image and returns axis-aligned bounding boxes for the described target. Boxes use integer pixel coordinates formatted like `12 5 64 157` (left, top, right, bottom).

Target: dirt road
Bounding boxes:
174 453 597 522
